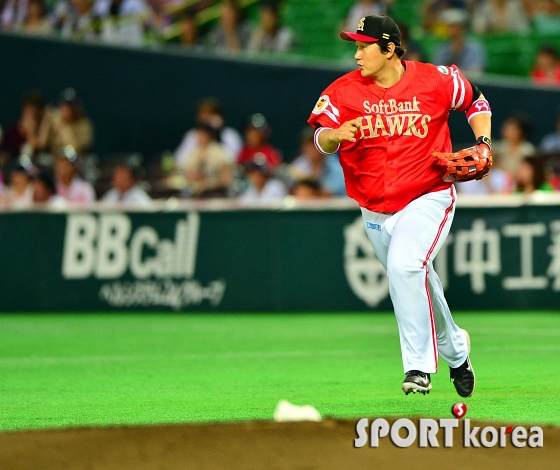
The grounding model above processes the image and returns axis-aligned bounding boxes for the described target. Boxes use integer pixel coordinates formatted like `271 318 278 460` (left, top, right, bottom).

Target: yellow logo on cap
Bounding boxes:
357 17 365 31
382 33 390 39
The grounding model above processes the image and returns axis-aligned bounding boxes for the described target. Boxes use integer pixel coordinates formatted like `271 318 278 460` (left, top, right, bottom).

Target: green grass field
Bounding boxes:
0 312 559 431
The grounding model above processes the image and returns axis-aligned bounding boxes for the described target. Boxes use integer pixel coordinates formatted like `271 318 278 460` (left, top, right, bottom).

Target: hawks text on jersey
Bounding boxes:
308 61 474 212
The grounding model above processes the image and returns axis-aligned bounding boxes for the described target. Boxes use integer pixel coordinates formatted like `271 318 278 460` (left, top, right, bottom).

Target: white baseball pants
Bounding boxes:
360 186 469 374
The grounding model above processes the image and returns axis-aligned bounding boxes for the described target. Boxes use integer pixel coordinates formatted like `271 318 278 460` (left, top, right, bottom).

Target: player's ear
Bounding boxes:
386 43 395 59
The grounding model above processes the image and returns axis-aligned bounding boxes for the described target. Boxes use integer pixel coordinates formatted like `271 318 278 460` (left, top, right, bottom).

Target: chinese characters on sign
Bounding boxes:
345 216 560 307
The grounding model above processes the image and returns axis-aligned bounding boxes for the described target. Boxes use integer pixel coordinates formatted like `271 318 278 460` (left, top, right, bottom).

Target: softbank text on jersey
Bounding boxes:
354 418 543 449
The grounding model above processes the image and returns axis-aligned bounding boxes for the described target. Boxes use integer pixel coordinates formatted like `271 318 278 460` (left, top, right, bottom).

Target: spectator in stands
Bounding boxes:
13 0 52 35
0 91 45 164
93 0 148 22
540 108 560 154
530 45 560 86
532 0 560 35
206 0 251 52
38 88 94 157
93 0 148 45
143 0 176 42
520 0 541 19
0 0 27 29
493 113 535 174
433 8 487 76
291 178 325 200
59 0 100 41
183 121 232 198
471 0 529 34
455 152 513 195
54 149 96 203
32 167 66 207
289 128 346 197
175 97 242 167
247 2 293 53
514 156 554 193
238 158 287 203
421 0 467 35
344 0 389 31
237 113 282 169
1 165 33 209
178 11 201 48
399 23 425 62
102 162 152 204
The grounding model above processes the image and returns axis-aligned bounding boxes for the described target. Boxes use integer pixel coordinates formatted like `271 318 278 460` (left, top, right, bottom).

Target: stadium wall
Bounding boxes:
1 198 560 312
0 34 559 162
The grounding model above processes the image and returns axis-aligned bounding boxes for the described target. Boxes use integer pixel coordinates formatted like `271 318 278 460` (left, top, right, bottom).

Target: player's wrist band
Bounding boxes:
476 135 492 149
314 127 340 155
465 99 491 122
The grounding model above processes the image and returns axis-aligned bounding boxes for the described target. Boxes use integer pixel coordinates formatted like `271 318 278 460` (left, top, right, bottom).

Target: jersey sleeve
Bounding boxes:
307 86 341 129
436 64 474 113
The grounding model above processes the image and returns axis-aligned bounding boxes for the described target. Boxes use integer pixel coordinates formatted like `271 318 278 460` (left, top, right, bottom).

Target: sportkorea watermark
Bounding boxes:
354 404 543 449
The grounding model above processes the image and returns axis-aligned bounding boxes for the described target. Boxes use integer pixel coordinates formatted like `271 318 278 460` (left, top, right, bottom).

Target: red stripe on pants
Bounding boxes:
425 268 438 371
422 186 455 371
422 187 456 268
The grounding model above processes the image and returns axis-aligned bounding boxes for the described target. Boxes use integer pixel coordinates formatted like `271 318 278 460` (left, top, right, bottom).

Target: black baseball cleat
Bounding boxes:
450 329 475 398
450 356 475 397
402 370 432 395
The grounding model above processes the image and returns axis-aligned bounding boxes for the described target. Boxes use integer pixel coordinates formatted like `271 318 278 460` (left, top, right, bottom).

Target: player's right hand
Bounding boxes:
330 118 362 144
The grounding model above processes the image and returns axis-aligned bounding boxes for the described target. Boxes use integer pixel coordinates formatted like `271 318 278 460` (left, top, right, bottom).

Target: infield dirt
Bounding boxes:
0 419 558 470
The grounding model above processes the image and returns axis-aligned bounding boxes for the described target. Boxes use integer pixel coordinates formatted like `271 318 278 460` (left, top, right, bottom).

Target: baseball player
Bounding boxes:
308 15 492 397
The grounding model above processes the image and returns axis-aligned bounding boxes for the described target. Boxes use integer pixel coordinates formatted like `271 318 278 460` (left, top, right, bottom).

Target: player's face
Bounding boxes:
354 41 386 78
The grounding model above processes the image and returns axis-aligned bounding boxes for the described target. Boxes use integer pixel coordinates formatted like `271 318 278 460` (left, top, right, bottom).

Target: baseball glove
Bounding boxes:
432 140 493 183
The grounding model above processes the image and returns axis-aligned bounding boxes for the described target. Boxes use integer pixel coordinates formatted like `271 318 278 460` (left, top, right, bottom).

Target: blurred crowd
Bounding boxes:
0 0 295 53
1 0 560 83
1 87 559 210
421 0 560 36
0 0 559 209
457 109 560 195
0 91 348 209
420 0 560 82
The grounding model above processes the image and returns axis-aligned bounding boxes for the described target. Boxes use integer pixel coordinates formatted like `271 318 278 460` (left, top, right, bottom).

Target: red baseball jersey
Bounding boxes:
307 61 474 212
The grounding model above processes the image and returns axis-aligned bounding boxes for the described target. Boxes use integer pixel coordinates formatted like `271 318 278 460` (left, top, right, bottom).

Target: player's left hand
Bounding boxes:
432 142 492 183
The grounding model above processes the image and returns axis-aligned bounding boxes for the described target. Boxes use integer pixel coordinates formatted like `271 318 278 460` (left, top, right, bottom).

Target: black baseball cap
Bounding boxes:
340 15 401 46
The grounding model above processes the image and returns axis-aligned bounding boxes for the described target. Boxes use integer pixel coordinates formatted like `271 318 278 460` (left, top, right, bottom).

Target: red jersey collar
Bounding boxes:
360 60 413 94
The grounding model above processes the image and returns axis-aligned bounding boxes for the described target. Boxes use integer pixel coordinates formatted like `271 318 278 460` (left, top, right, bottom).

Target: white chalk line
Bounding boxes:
0 349 386 368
